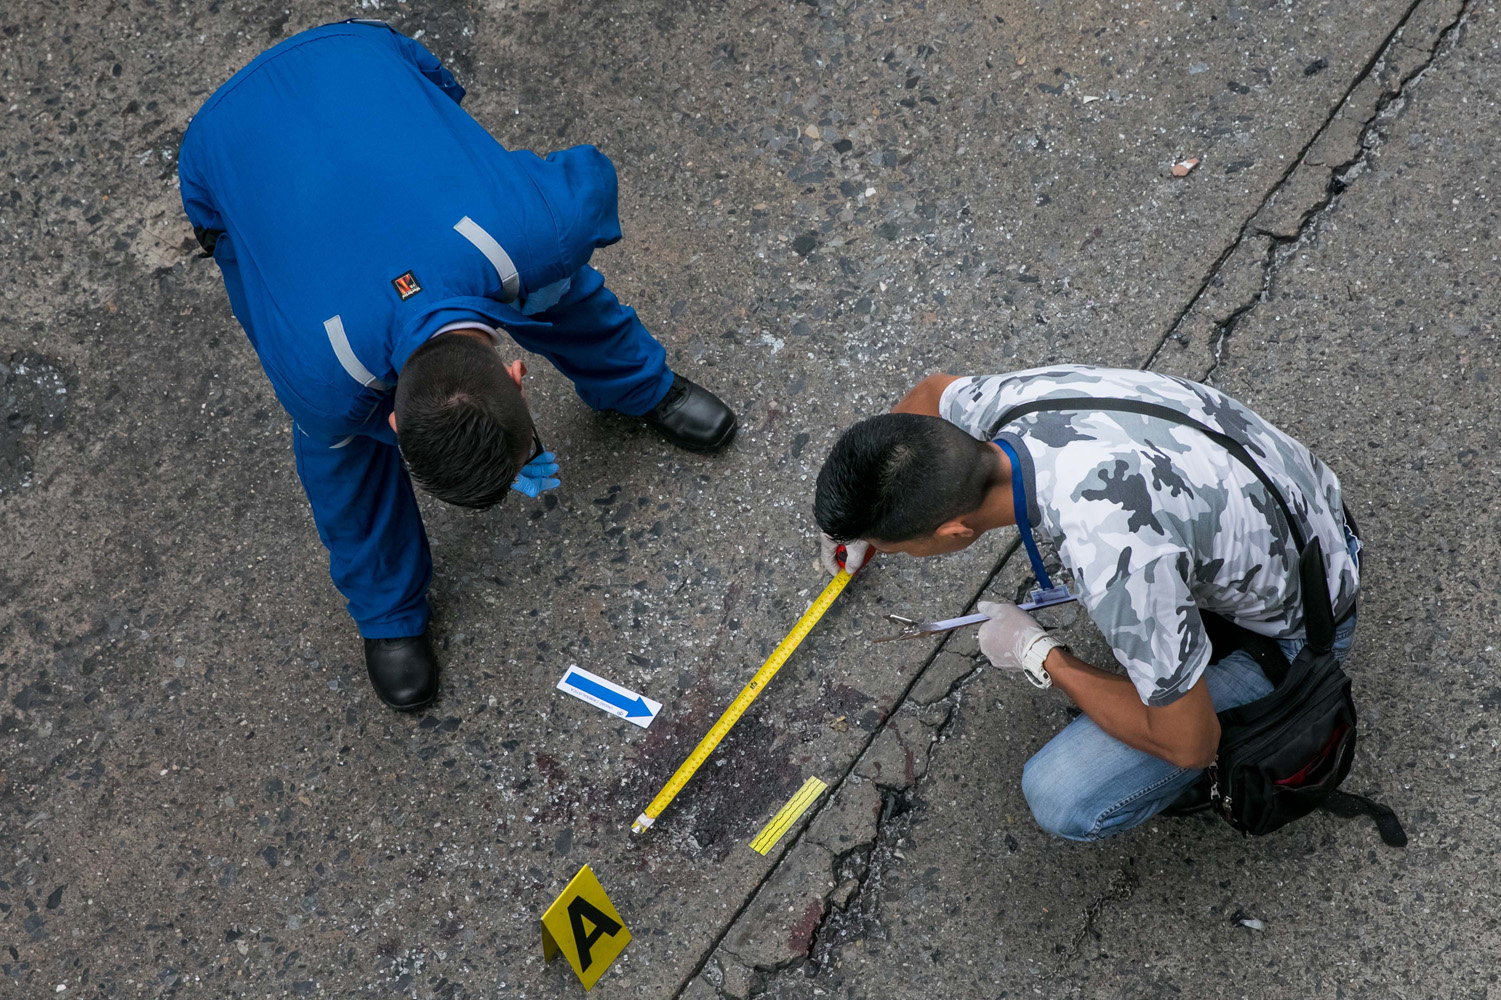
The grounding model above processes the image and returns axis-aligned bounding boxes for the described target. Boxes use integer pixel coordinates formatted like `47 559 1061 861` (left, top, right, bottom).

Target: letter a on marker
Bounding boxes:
541 865 632 991
568 896 623 971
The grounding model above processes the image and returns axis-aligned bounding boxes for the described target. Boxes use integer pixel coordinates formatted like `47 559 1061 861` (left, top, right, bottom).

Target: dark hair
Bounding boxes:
394 334 533 509
815 413 995 543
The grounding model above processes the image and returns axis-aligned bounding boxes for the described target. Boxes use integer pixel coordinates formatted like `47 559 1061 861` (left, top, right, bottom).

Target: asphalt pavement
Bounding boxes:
1 1 1496 998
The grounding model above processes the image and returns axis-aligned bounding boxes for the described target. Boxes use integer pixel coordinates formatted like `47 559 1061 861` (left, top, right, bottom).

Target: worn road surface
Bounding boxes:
2 1 1497 998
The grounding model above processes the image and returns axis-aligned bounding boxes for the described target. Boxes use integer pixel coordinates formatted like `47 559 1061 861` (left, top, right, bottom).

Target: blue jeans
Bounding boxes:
1021 528 1361 842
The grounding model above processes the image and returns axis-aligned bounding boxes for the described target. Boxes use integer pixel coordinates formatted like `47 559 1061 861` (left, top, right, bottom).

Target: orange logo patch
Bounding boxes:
392 270 422 300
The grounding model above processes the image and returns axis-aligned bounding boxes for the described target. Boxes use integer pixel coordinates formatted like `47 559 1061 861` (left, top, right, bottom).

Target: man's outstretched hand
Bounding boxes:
512 451 561 498
975 600 1048 672
819 533 871 575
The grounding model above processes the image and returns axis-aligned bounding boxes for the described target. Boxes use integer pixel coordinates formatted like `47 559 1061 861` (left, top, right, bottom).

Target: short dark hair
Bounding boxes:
815 413 995 543
394 335 533 509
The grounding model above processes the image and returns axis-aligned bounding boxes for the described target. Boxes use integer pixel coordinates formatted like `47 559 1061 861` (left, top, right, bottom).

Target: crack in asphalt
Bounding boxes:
801 786 916 973
1197 0 1472 385
785 654 986 982
1044 865 1140 981
1139 0 1452 373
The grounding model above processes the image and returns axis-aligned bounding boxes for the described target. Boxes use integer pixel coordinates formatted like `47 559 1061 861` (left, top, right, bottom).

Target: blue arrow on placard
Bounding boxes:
564 671 654 720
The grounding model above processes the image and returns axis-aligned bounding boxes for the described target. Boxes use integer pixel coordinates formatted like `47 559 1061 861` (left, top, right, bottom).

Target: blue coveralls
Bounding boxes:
178 21 674 639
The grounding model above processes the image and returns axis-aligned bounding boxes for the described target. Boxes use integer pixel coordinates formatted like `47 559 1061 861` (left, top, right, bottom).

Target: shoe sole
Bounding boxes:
376 691 438 712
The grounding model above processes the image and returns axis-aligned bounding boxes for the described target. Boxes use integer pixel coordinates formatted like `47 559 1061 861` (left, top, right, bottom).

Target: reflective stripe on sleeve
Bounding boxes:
453 216 521 303
323 315 389 391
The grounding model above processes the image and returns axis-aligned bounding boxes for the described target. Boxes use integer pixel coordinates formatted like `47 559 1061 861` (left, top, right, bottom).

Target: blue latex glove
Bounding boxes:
512 451 561 498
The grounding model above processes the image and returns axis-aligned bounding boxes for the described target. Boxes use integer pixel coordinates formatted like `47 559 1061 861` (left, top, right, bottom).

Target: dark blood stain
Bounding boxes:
614 581 796 859
532 753 568 788
619 709 799 861
824 683 871 716
791 681 869 728
787 897 827 955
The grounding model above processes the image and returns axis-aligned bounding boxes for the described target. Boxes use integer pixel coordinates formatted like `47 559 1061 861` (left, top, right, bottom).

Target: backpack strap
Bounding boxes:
993 397 1307 550
1202 610 1290 685
992 397 1338 648
1318 790 1409 847
1299 537 1336 653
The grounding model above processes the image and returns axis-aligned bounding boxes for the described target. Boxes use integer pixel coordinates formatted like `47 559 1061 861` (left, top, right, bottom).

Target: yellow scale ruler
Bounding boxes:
631 569 854 834
749 776 828 855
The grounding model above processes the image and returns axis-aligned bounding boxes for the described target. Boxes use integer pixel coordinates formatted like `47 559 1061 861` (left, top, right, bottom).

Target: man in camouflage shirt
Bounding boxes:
814 365 1361 841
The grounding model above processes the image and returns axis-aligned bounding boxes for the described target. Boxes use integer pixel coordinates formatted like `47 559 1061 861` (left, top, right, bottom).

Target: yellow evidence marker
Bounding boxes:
749 776 828 855
541 865 632 991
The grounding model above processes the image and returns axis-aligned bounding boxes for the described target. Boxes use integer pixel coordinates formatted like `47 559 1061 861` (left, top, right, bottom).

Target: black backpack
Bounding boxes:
996 397 1406 847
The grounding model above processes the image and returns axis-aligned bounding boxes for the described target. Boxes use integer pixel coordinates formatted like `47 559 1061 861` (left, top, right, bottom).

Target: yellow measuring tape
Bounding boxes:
631 569 854 834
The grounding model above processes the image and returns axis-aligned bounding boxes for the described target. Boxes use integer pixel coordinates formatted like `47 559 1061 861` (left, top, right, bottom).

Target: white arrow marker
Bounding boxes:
556 665 662 729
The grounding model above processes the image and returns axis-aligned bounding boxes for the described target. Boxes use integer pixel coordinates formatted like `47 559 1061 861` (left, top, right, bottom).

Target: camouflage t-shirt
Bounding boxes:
939 365 1359 707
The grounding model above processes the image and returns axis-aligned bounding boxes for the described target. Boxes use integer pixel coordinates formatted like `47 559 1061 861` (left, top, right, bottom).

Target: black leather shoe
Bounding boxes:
643 374 737 452
363 634 439 711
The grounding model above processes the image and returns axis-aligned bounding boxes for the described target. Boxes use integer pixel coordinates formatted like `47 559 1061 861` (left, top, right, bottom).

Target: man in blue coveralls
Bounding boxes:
178 20 737 711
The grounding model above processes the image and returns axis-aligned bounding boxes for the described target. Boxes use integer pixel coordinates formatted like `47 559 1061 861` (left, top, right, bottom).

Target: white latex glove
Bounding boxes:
975 601 1048 672
818 533 872 576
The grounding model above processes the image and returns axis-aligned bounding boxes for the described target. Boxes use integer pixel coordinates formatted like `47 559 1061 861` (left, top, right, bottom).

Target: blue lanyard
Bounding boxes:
994 438 1075 610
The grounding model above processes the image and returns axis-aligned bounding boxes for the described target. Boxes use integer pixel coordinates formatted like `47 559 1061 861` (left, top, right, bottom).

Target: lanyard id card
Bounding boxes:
994 438 1076 612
